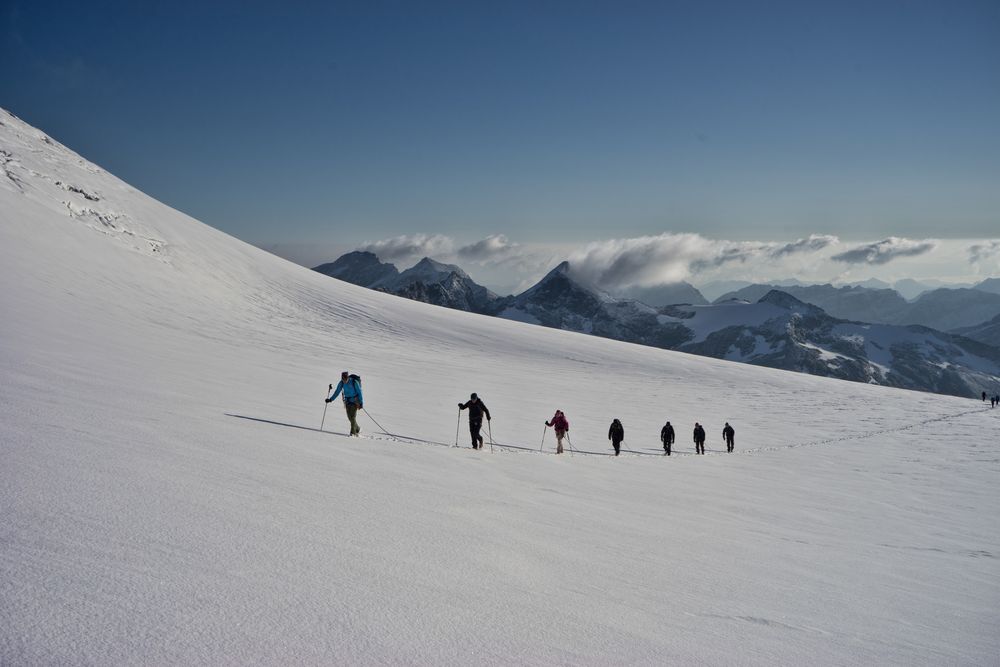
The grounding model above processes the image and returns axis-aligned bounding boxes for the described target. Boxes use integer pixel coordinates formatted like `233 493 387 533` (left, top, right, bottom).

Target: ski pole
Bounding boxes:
320 383 332 431
540 424 548 451
455 408 461 447
565 432 575 457
488 420 494 453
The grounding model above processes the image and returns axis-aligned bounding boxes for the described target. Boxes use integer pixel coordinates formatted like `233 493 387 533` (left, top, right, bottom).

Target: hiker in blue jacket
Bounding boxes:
326 371 364 436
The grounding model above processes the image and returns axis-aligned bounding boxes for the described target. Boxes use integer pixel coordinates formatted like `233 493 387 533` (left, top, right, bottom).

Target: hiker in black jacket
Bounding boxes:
608 418 624 456
693 423 706 455
458 393 491 449
723 422 735 453
660 421 675 456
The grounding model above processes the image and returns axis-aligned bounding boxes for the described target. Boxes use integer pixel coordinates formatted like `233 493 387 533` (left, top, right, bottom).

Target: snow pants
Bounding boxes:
345 403 361 436
725 435 734 452
469 418 484 449
555 430 566 454
663 440 672 456
612 439 622 456
695 439 705 454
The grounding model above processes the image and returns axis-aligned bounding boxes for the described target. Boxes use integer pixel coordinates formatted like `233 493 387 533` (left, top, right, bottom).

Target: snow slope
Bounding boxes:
2 108 999 665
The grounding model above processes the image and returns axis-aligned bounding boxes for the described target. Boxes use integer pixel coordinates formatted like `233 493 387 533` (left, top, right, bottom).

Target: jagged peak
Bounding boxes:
758 289 825 315
399 256 471 282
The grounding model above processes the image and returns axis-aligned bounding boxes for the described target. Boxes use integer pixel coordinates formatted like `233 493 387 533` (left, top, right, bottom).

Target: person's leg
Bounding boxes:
556 432 564 454
469 420 481 448
346 403 360 435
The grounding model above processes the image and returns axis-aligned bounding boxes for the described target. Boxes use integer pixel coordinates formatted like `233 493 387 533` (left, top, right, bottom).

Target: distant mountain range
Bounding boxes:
715 282 1000 334
314 252 1000 398
952 314 1000 347
315 252 502 315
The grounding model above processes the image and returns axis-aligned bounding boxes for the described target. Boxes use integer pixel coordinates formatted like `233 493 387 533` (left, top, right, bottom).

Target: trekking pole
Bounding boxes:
565 432 574 457
320 383 332 431
454 409 461 447
540 424 548 451
488 420 494 453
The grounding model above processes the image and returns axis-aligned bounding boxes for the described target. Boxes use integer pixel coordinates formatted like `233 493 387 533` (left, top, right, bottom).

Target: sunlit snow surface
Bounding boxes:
2 109 999 665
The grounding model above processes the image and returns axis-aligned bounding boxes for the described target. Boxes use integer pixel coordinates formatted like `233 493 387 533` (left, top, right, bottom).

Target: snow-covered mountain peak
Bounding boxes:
396 256 471 284
758 289 825 316
313 250 399 288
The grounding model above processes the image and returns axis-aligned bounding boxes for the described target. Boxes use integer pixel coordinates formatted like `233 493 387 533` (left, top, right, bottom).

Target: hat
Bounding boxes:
470 392 478 400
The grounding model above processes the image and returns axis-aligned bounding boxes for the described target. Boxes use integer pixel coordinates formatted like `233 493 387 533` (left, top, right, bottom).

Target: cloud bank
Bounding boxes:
456 234 520 262
567 233 840 289
350 232 975 295
831 237 938 265
968 240 1000 265
359 234 454 262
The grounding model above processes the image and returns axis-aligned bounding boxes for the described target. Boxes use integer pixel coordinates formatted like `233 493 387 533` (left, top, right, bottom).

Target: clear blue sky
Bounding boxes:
3 0 999 257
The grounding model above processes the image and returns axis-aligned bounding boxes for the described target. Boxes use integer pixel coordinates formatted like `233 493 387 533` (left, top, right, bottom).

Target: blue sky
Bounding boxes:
2 1 999 288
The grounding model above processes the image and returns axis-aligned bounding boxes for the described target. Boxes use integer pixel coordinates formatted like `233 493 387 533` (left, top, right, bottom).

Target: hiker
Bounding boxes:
693 422 706 455
660 421 675 456
608 418 624 456
983 391 988 402
723 422 735 453
458 393 491 449
326 371 363 436
545 410 569 454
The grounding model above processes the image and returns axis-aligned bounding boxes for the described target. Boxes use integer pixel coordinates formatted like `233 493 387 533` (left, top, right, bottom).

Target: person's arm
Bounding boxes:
328 381 344 402
608 425 613 440
353 379 363 407
458 401 469 410
483 403 491 420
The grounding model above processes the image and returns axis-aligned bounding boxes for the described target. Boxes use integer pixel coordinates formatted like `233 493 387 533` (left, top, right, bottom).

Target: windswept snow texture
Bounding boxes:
2 108 999 665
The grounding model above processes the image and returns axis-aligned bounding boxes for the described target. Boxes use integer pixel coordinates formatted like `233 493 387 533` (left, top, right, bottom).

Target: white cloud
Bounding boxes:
456 234 520 262
359 233 454 263
968 240 1000 265
566 233 842 289
831 237 938 265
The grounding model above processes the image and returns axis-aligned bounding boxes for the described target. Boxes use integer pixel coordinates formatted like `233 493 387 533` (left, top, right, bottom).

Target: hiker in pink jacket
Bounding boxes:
545 410 569 454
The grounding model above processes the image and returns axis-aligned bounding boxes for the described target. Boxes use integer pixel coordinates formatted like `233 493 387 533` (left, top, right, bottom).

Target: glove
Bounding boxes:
358 403 363 410
486 416 491 421
458 403 463 408
325 398 332 403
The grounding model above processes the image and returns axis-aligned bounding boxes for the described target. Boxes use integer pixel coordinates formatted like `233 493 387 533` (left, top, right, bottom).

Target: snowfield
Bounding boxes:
2 108 999 665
